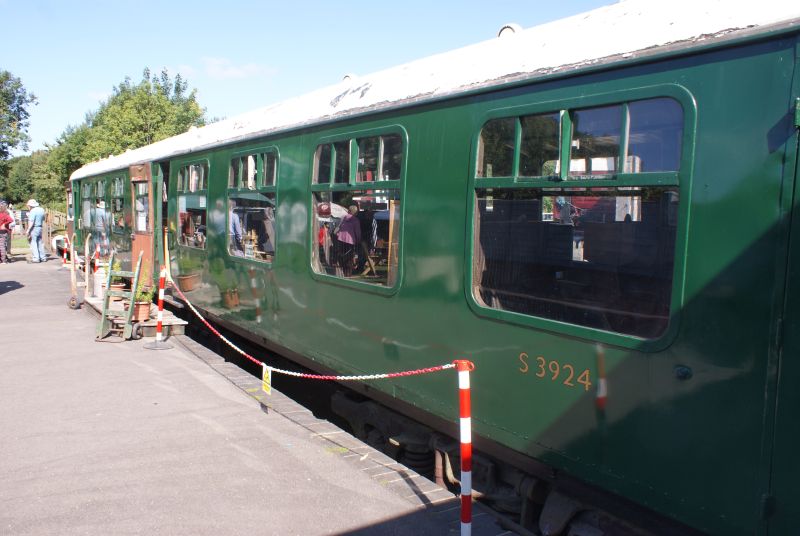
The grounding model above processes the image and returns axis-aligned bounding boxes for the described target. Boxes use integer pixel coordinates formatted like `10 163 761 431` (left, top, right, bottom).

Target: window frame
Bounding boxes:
175 158 210 251
466 84 696 350
226 146 280 265
309 125 408 295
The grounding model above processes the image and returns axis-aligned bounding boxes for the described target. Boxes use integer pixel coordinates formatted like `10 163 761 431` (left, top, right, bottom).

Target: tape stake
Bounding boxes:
454 359 474 536
262 364 272 396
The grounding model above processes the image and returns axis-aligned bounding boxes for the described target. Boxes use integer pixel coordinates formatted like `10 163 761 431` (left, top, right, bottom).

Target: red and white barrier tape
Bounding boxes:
168 276 455 379
167 273 474 533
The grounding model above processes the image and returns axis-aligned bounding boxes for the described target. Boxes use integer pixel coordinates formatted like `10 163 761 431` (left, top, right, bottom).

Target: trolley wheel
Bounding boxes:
67 296 81 310
131 323 143 340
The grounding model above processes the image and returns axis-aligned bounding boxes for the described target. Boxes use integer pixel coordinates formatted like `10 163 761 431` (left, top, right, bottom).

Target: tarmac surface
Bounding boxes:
0 252 513 536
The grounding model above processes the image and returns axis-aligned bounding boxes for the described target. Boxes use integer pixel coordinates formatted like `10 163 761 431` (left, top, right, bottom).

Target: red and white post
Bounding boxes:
144 265 172 350
61 236 69 267
455 359 474 536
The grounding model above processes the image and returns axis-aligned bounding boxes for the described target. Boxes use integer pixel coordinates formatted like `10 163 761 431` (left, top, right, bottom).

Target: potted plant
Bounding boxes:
176 255 202 292
128 279 155 322
108 259 126 302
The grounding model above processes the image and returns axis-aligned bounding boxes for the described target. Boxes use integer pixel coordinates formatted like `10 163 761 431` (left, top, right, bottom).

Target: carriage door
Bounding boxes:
129 163 154 284
768 100 800 534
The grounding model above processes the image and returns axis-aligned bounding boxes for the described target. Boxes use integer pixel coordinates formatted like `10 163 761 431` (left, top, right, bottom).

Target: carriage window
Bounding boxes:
473 187 678 338
229 155 257 189
477 118 515 177
356 135 403 182
262 152 277 187
134 182 149 232
311 131 404 288
473 96 685 339
227 150 279 263
177 162 208 249
569 105 622 176
627 98 683 172
111 177 125 234
81 182 93 230
520 113 560 177
312 190 400 287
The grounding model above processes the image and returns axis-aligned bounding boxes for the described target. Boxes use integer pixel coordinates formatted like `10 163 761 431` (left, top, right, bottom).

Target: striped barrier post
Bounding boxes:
144 266 172 350
248 268 262 324
455 359 474 536
59 236 69 270
92 243 100 273
595 343 607 411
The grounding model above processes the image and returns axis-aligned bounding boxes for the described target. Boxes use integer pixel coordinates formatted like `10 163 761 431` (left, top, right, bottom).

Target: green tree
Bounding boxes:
4 155 33 204
0 71 37 160
82 68 205 162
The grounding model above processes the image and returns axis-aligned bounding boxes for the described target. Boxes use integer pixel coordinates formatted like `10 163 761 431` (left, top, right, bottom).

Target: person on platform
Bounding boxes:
26 199 47 263
0 202 14 263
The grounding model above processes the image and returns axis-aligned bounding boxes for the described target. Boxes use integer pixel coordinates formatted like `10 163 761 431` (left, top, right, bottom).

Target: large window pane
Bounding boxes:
312 189 400 287
228 192 276 262
627 98 683 173
315 145 331 184
356 137 379 182
333 141 350 183
570 105 622 176
520 113 560 176
473 187 678 338
178 194 207 249
381 134 403 180
478 118 515 177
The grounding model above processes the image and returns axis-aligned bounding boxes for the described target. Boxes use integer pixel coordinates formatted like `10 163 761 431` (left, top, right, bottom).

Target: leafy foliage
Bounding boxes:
0 68 205 207
0 70 37 161
82 69 205 162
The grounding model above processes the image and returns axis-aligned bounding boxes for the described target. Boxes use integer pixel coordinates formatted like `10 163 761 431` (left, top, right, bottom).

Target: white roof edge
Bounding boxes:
71 0 800 181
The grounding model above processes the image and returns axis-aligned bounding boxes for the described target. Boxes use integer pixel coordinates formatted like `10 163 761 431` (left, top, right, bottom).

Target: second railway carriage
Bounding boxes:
70 1 800 534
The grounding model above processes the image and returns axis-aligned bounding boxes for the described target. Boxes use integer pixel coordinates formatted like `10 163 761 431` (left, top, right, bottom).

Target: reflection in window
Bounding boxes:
228 192 276 262
312 190 400 287
473 187 678 338
356 134 403 182
334 141 349 183
134 182 149 232
477 118 515 177
520 113 560 176
81 182 93 230
263 152 277 187
178 163 208 192
627 98 683 172
178 194 207 249
570 105 622 176
111 177 125 234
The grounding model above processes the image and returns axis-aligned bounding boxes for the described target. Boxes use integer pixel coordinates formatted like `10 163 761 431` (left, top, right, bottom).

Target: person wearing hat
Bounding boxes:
94 199 109 255
26 199 47 263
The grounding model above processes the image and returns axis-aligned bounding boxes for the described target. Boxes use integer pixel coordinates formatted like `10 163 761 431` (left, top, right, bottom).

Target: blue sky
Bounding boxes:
3 0 611 154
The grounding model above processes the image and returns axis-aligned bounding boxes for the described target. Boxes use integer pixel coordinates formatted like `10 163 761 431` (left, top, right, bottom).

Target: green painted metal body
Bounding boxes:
71 31 800 534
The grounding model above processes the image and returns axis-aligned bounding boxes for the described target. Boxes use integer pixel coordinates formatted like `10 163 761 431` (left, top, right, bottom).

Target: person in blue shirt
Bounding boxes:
26 199 47 263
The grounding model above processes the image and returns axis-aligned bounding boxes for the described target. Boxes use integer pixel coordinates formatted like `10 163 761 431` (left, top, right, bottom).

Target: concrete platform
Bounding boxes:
0 257 514 535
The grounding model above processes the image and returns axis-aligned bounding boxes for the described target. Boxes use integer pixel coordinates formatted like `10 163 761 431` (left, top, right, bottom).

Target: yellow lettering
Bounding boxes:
519 352 529 373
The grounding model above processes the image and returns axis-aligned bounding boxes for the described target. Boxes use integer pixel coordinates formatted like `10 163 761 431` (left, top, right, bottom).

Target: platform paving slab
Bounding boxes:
0 258 513 535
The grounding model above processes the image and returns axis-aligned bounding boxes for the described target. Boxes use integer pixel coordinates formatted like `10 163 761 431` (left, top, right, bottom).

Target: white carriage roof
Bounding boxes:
71 0 800 181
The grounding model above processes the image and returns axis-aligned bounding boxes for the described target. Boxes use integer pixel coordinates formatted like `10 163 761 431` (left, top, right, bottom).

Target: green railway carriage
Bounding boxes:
70 2 800 534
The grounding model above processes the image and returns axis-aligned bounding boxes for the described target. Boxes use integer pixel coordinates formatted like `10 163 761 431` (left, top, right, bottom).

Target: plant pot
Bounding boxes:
108 282 126 302
177 272 201 292
222 288 239 309
125 301 152 322
132 301 151 322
